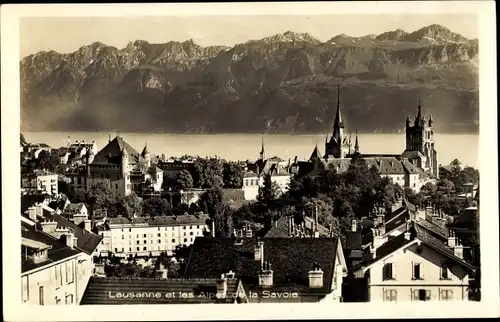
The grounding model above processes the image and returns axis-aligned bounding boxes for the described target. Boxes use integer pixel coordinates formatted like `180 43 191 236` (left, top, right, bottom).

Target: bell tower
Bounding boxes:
325 83 349 159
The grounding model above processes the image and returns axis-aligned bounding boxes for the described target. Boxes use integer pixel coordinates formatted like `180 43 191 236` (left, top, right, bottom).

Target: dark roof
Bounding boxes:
21 194 50 213
21 225 81 273
415 218 449 240
385 206 407 224
353 224 476 272
40 212 103 255
92 136 142 165
80 276 243 304
184 237 339 300
384 210 409 235
106 214 210 227
63 203 86 214
264 216 331 238
309 145 321 161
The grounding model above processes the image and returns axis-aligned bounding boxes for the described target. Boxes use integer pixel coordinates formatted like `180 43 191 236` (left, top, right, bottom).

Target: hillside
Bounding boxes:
20 24 479 134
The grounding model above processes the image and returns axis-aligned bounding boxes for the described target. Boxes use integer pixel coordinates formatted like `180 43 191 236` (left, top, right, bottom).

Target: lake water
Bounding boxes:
23 132 479 168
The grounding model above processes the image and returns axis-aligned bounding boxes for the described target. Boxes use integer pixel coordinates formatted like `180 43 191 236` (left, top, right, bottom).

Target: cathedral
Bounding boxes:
303 84 438 192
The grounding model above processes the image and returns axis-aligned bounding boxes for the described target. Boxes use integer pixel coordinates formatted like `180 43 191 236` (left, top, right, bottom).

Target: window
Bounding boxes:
413 289 431 301
440 289 453 301
115 184 118 189
143 240 147 244
65 262 74 284
172 239 175 243
440 263 450 280
158 233 161 237
39 286 44 305
129 228 132 232
136 240 140 244
129 247 131 251
382 263 394 280
143 234 147 238
55 265 63 287
137 247 140 251
114 248 118 252
184 232 186 236
197 225 200 229
121 248 124 252
158 239 161 244
121 235 124 240
21 276 29 302
65 294 74 304
413 263 422 280
143 247 147 251
136 234 139 238
184 238 188 242
190 232 193 236
383 289 397 302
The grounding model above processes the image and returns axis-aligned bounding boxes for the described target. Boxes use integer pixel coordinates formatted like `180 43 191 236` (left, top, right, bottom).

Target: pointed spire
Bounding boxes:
428 113 433 127
310 142 320 161
141 141 150 157
332 81 344 144
259 137 265 160
415 97 422 125
354 129 359 153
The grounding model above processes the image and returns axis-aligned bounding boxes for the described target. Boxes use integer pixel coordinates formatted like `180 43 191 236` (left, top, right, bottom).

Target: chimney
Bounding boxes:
404 231 411 240
258 261 273 288
351 219 357 232
308 263 324 288
28 206 37 221
84 219 92 232
65 232 76 249
370 246 377 259
453 244 464 259
254 241 264 262
211 220 215 237
217 274 228 298
447 231 457 247
94 263 105 276
41 220 58 234
372 228 387 249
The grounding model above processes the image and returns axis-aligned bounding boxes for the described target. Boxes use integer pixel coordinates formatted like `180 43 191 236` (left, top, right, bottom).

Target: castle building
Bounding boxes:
299 86 438 192
66 136 163 198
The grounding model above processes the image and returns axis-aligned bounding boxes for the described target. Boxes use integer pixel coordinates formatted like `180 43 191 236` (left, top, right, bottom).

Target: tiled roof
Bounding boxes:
385 205 407 224
184 237 339 300
365 157 406 175
415 217 449 240
63 203 86 214
33 170 56 176
345 231 362 251
21 225 81 273
21 194 50 213
401 150 425 159
40 212 103 255
92 136 142 165
107 214 210 227
80 276 244 304
402 160 421 174
243 171 258 178
353 224 476 273
264 216 332 238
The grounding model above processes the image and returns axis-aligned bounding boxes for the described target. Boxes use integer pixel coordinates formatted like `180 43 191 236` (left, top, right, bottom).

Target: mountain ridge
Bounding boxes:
21 24 479 134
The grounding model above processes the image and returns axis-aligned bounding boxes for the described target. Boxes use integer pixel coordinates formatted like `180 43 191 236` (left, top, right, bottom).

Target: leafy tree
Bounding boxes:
223 162 244 188
193 158 224 189
175 170 194 190
188 202 201 214
143 197 172 217
85 182 115 215
198 185 225 218
172 203 190 216
118 192 143 218
257 174 279 204
36 150 60 172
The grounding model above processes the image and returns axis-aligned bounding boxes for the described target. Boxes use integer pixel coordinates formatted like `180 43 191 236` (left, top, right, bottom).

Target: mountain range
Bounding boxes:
20 24 479 134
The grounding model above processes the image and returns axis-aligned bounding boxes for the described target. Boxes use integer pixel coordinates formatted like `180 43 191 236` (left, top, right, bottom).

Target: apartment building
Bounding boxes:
95 214 210 257
21 170 59 195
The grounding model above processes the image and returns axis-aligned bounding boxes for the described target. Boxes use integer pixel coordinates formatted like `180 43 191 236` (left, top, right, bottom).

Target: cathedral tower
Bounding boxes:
404 98 438 177
325 83 350 159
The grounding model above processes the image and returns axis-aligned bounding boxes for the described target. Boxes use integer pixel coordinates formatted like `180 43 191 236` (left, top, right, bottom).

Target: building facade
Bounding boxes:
21 170 59 195
95 214 210 257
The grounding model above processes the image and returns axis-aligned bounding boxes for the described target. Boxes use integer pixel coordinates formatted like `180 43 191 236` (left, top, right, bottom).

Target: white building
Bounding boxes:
354 216 476 302
243 157 291 201
21 206 102 305
21 170 59 195
95 214 210 257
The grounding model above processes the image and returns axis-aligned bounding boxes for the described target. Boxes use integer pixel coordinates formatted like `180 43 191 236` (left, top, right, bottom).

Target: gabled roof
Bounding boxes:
354 224 476 273
40 212 103 255
91 136 142 165
243 171 258 178
309 145 321 161
80 276 244 304
21 225 81 273
345 231 362 251
365 157 406 175
106 214 210 227
63 203 87 215
184 237 340 299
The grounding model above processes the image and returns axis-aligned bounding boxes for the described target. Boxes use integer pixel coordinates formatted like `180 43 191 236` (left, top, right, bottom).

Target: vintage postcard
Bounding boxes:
1 1 498 321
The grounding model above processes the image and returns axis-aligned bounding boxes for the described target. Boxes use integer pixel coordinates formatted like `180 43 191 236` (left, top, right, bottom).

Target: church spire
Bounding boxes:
259 137 265 160
415 97 422 125
354 129 359 153
332 82 344 143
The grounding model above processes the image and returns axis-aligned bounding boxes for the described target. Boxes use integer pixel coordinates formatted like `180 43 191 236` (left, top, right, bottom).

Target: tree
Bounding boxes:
175 170 193 190
36 150 60 172
223 163 244 188
257 174 279 204
198 185 225 218
193 158 224 189
143 197 172 217
117 192 143 218
85 182 115 215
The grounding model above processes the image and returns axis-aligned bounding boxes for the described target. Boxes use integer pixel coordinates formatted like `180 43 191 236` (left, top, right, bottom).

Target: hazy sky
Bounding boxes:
20 14 478 57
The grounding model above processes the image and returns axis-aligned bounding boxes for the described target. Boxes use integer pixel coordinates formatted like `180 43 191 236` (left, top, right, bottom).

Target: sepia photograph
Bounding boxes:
2 1 498 320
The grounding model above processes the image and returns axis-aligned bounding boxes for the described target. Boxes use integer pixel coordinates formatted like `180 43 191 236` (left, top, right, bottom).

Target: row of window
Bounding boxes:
115 231 199 239
114 238 194 252
118 225 201 233
21 262 76 303
382 262 450 281
114 233 200 246
383 289 453 302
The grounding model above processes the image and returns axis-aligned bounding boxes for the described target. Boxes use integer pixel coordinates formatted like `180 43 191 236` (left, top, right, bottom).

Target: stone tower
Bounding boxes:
404 98 438 177
325 84 350 159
